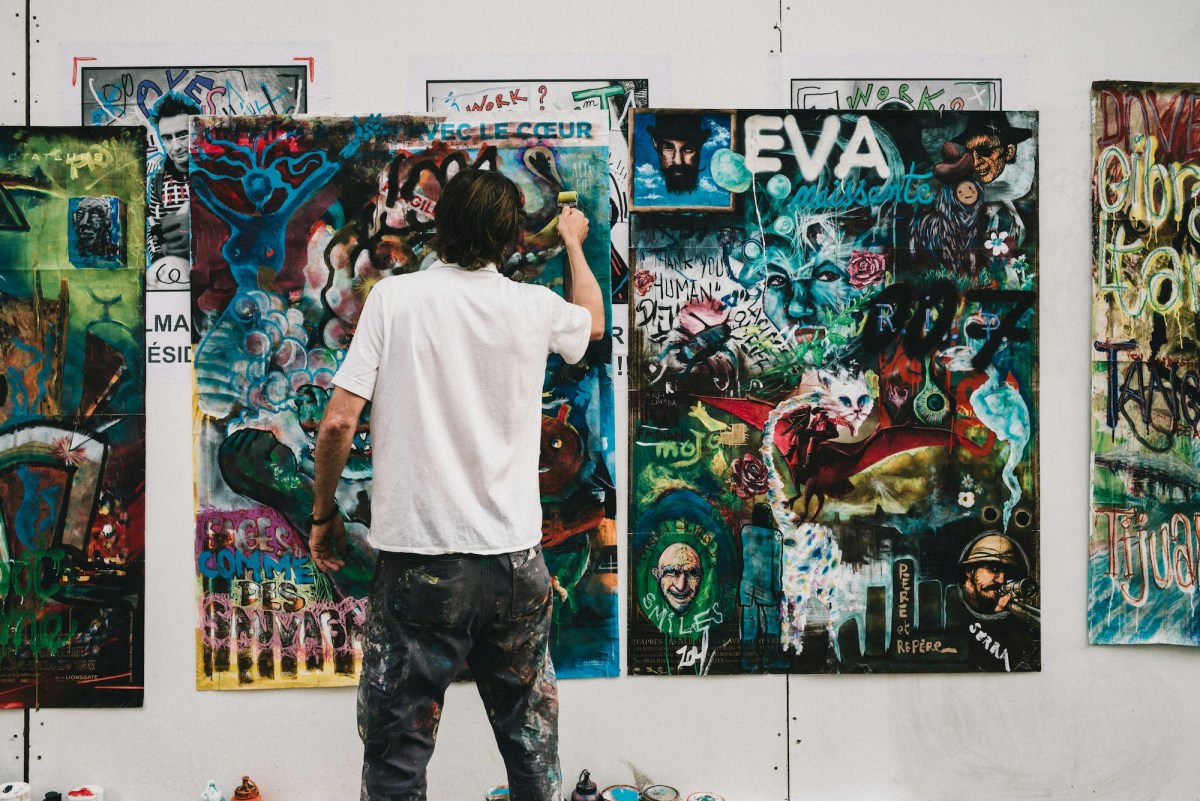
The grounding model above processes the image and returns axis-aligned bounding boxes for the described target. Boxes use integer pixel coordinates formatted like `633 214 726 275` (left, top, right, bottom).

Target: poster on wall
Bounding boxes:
772 54 1029 112
1089 81 1200 646
628 108 1040 674
0 127 146 706
65 45 329 383
789 78 1005 112
191 112 616 688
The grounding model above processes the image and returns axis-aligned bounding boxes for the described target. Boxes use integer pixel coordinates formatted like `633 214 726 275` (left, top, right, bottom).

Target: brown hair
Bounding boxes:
434 169 523 270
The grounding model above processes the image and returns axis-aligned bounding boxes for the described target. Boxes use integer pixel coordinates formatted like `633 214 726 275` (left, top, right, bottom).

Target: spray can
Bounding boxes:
570 770 599 801
232 777 260 801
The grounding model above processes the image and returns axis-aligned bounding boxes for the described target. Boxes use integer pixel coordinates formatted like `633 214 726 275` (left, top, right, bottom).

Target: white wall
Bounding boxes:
1 0 1198 798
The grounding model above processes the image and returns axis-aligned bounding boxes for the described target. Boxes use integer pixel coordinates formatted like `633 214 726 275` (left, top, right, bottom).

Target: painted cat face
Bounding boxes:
539 408 583 495
817 369 874 436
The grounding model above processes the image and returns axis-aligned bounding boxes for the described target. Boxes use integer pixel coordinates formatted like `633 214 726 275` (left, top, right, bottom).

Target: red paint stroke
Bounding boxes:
293 56 315 81
71 56 98 87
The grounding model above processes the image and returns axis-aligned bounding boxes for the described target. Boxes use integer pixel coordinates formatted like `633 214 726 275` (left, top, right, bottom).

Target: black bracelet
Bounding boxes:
309 507 339 526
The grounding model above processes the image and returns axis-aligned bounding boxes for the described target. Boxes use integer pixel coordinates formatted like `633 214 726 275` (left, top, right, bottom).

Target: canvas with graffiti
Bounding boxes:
629 109 1040 674
790 79 1006 112
191 112 617 689
0 127 146 706
1090 82 1200 646
81 65 310 289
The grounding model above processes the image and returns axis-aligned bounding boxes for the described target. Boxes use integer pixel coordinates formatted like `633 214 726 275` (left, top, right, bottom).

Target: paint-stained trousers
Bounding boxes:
359 546 561 801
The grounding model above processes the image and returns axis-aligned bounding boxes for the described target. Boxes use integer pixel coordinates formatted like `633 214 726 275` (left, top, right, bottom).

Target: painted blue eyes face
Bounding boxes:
858 395 870 408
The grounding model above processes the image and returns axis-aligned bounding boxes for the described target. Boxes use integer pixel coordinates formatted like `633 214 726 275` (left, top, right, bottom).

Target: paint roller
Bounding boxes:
557 191 579 301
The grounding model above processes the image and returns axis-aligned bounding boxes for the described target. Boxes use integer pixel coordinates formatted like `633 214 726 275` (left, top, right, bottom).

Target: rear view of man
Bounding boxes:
309 168 604 801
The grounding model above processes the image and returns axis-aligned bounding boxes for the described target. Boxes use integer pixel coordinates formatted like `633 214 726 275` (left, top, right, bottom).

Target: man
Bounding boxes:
648 114 711 193
955 531 1040 672
959 531 1028 616
146 91 201 265
653 541 704 615
71 197 119 261
952 112 1034 186
309 168 604 801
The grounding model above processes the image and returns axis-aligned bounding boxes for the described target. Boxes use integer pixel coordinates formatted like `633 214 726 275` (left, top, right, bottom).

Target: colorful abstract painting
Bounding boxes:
1090 82 1200 646
191 113 617 689
629 109 1040 674
0 127 146 706
81 64 315 381
81 64 310 286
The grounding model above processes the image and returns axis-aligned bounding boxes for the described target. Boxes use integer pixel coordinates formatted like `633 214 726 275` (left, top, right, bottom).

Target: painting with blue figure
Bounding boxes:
631 110 735 211
190 112 618 688
68 196 124 268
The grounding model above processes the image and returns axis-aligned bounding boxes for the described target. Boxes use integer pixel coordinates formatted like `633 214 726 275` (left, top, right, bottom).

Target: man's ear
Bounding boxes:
1004 143 1018 163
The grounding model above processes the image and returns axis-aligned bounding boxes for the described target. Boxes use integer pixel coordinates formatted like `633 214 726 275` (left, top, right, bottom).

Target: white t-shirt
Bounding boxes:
332 261 592 555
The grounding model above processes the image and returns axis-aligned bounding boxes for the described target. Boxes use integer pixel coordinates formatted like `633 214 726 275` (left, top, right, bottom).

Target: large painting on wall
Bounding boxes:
191 112 617 688
0 127 146 706
79 63 316 383
629 109 1040 674
1090 82 1200 646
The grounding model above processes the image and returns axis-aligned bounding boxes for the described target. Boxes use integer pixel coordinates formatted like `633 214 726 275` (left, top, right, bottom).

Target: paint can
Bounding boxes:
0 784 31 801
600 786 641 801
66 788 102 801
686 793 725 801
483 786 509 801
641 786 678 801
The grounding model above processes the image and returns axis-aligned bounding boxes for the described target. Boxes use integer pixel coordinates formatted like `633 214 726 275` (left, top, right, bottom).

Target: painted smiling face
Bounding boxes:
964 134 1016 184
653 542 703 615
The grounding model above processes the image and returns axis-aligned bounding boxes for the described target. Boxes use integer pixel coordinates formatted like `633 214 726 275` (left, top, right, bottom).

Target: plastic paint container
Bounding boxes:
0 784 31 801
642 786 679 801
484 786 509 800
686 793 725 801
600 786 641 801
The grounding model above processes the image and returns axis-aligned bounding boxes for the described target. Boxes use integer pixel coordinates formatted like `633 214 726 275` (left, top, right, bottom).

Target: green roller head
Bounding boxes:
557 191 578 207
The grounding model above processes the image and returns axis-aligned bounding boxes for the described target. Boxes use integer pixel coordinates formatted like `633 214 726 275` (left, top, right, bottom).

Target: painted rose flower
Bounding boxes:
848 250 887 289
731 454 770 498
634 269 657 296
958 491 976 508
985 231 1011 257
